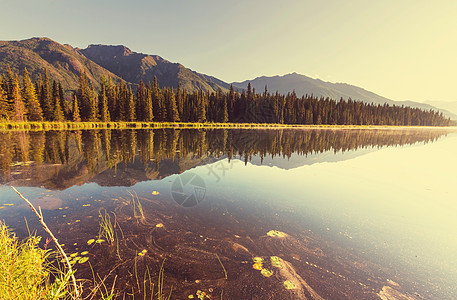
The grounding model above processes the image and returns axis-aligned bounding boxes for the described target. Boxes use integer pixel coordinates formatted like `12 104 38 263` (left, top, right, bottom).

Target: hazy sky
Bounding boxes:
1 0 456 103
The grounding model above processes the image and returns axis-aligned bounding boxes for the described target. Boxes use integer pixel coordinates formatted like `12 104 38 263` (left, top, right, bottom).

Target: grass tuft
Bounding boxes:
98 209 116 245
0 221 71 299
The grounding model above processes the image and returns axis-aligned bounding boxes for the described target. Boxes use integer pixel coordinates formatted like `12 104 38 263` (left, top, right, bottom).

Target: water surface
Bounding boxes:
0 128 455 299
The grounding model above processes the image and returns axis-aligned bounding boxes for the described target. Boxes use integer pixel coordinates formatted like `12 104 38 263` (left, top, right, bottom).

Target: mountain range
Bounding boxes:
232 73 457 119
0 37 455 119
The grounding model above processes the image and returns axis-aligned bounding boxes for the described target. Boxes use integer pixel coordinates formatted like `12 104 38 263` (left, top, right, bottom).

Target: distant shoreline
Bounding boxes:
1 121 456 131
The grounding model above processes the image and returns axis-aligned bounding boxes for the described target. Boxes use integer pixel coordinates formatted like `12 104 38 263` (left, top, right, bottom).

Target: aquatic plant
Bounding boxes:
157 260 173 300
216 253 228 280
128 190 144 220
98 209 116 245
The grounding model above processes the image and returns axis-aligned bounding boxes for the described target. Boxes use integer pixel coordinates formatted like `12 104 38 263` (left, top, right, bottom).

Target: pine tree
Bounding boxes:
22 68 43 121
145 88 154 122
5 65 15 100
72 95 81 122
136 81 146 121
53 96 65 121
197 90 206 123
222 94 229 123
52 81 65 121
176 83 183 120
58 82 66 118
0 83 10 120
77 72 93 121
89 86 98 121
166 88 180 122
99 85 110 122
11 76 27 122
40 69 54 121
126 87 136 122
151 77 164 121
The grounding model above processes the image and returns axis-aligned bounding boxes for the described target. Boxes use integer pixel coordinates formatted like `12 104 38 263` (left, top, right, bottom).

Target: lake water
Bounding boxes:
0 128 456 299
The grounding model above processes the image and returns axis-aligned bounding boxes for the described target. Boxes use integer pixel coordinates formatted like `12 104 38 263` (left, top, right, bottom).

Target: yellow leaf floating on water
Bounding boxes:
0 207 5 209
155 223 164 228
252 263 263 270
138 249 147 256
95 239 105 244
261 268 273 277
270 256 281 268
79 257 89 264
188 295 195 299
283 280 296 289
4 204 14 206
87 239 95 245
81 251 89 256
267 230 286 238
70 252 79 258
152 191 160 195
253 257 263 263
82 204 91 207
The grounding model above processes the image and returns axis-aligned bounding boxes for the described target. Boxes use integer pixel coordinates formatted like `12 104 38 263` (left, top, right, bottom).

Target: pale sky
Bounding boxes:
1 0 456 103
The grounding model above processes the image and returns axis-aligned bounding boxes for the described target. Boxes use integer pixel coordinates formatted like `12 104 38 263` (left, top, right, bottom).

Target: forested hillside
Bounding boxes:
0 68 452 126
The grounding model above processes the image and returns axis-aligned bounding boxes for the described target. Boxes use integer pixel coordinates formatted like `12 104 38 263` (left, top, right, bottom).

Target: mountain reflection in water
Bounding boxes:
0 127 455 299
0 128 448 188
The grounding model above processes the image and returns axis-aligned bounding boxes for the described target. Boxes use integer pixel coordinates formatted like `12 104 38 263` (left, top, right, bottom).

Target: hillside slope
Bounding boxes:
80 44 228 93
0 37 121 92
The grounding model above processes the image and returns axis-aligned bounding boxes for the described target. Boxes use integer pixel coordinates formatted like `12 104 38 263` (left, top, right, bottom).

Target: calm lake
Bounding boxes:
0 128 456 299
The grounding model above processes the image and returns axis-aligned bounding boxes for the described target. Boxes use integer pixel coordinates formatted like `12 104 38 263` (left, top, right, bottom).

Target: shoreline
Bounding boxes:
1 121 456 131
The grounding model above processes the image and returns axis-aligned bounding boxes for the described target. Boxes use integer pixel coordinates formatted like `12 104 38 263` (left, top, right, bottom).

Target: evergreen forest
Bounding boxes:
0 67 452 126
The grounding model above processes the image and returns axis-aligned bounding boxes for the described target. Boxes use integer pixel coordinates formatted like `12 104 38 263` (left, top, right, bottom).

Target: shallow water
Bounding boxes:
0 128 456 299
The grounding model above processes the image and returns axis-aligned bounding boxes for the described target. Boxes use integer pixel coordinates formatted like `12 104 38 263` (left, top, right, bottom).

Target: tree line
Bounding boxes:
0 67 453 126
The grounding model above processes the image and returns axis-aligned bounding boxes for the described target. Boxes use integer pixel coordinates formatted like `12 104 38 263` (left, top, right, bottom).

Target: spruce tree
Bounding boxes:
166 88 180 122
58 82 66 118
22 68 43 121
176 83 183 120
89 86 98 121
197 91 206 123
52 81 65 122
72 95 81 122
126 87 136 122
41 69 54 121
145 88 154 122
99 85 110 122
53 95 65 122
0 83 10 120
136 81 146 121
77 72 93 121
5 65 15 100
11 76 27 122
222 94 229 123
151 77 163 121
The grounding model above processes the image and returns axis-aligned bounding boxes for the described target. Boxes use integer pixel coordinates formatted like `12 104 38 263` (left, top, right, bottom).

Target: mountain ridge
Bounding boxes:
0 37 454 119
80 44 228 93
231 72 457 119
